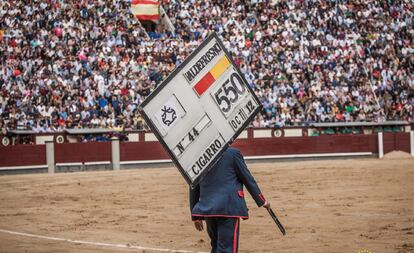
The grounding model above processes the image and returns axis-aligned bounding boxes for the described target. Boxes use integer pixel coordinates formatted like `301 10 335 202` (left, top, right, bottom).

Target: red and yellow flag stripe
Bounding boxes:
131 0 160 21
193 56 231 96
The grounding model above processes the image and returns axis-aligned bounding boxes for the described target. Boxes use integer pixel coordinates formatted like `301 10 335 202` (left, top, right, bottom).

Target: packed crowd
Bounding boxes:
166 0 414 127
0 0 413 133
0 0 200 133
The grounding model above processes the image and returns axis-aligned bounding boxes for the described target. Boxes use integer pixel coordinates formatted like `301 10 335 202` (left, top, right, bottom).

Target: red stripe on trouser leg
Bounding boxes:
233 218 239 253
259 193 266 203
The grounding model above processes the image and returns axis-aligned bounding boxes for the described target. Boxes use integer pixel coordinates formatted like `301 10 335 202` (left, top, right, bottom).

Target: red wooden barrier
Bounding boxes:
120 142 169 161
54 142 111 163
0 145 46 167
394 132 411 153
233 134 378 156
118 134 380 162
383 132 410 155
0 133 411 168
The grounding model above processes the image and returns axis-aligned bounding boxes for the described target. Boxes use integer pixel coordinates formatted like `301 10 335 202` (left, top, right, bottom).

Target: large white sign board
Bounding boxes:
139 33 261 188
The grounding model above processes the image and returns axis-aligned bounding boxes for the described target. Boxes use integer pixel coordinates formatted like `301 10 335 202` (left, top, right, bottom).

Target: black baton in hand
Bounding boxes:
266 206 286 236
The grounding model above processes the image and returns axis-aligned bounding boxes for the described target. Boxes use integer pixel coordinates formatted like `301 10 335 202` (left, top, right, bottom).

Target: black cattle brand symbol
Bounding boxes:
161 106 177 126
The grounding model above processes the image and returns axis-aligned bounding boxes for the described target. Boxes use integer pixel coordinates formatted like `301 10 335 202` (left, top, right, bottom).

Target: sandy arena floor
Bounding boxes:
0 153 413 253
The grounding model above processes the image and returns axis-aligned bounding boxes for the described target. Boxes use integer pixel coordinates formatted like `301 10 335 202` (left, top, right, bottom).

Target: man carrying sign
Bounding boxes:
140 33 285 251
189 147 270 253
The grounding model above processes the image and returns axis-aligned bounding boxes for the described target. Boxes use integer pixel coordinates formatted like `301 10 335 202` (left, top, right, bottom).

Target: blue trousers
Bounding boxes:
205 217 240 253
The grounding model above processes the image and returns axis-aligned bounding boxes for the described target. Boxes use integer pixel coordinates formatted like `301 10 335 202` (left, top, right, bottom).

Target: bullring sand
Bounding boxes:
0 156 413 253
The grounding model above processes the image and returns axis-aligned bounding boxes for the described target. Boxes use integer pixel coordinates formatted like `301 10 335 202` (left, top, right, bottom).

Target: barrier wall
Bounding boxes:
233 134 379 156
383 132 411 154
124 132 406 160
0 145 46 167
0 132 412 169
54 142 111 164
120 142 169 162
116 134 380 162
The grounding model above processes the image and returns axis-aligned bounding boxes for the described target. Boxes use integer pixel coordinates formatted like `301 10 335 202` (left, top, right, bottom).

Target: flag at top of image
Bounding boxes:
131 0 160 21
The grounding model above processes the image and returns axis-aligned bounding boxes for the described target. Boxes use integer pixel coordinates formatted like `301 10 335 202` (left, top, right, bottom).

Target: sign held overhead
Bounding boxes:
139 33 261 188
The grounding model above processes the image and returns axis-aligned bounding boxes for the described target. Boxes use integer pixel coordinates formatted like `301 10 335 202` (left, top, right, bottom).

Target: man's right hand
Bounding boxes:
262 200 271 208
193 220 204 231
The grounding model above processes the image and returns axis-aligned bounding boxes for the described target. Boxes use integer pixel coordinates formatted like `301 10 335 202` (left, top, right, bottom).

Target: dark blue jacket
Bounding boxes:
190 147 266 220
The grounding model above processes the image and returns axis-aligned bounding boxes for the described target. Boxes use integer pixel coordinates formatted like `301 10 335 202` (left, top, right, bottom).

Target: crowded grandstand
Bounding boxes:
0 0 413 134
